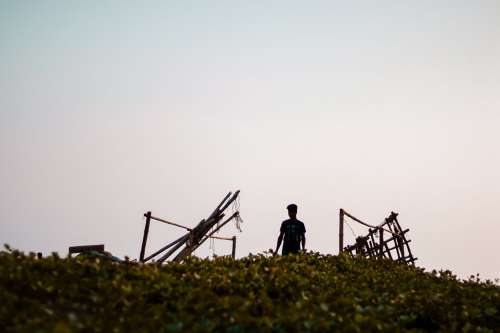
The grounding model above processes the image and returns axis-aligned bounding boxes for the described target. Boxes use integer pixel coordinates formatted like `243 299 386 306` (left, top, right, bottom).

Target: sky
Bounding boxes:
1 1 499 280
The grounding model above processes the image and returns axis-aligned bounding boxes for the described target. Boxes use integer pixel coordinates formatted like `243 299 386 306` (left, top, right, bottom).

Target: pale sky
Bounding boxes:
1 1 499 280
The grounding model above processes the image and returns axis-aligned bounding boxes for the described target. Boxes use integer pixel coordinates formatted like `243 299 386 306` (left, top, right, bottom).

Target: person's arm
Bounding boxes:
275 231 284 254
301 223 306 251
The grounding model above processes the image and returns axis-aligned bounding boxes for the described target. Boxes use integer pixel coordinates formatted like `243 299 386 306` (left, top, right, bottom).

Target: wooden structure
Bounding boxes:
339 209 417 265
139 190 241 263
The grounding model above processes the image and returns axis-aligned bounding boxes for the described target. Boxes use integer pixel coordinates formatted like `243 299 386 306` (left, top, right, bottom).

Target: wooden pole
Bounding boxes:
339 209 344 254
231 236 236 259
208 192 232 219
342 210 396 235
218 191 240 215
143 234 187 263
150 215 192 231
379 227 384 257
157 233 191 263
139 212 151 262
209 235 234 241
173 213 238 263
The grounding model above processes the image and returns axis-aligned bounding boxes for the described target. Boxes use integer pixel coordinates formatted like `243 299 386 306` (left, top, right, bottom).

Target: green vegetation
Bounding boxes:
1 246 498 332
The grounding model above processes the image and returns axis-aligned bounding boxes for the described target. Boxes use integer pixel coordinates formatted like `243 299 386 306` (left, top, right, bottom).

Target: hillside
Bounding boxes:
1 248 498 332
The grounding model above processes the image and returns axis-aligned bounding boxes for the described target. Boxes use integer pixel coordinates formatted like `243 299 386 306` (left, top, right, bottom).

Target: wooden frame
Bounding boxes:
339 209 417 265
139 191 240 263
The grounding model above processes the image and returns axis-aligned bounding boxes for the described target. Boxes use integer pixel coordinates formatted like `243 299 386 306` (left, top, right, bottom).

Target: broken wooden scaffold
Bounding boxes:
139 190 241 264
339 209 417 265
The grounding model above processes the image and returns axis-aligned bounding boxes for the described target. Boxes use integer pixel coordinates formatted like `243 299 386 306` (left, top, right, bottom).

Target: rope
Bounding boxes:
344 219 357 238
232 195 243 232
209 235 216 257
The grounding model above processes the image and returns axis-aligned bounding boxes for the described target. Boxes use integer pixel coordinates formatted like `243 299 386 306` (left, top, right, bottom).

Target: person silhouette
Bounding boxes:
275 204 306 255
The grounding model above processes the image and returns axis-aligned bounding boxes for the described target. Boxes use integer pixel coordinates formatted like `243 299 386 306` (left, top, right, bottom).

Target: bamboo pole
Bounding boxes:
150 215 192 231
150 216 223 264
139 212 151 262
173 212 239 263
383 229 409 243
156 232 192 263
162 217 219 264
379 228 384 257
208 192 232 219
386 239 412 252
218 191 240 215
342 210 397 235
339 209 344 254
392 217 414 262
143 234 187 263
383 239 393 260
209 235 234 241
231 236 236 259
151 215 233 241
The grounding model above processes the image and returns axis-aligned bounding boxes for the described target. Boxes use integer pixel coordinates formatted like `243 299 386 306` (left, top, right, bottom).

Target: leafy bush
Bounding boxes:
0 246 498 332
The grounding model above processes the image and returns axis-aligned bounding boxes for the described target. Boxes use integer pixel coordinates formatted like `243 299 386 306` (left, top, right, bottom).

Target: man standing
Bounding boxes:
275 204 306 255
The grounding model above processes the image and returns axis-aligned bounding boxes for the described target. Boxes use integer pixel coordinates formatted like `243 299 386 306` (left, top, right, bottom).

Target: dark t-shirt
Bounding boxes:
280 219 306 255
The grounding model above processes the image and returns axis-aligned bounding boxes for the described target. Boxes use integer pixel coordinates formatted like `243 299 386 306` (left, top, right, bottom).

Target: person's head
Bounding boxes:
287 204 298 219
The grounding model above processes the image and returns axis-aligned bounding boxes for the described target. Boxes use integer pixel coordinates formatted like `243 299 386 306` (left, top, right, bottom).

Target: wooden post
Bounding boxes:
339 209 344 254
231 236 236 259
379 227 384 257
140 211 151 262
